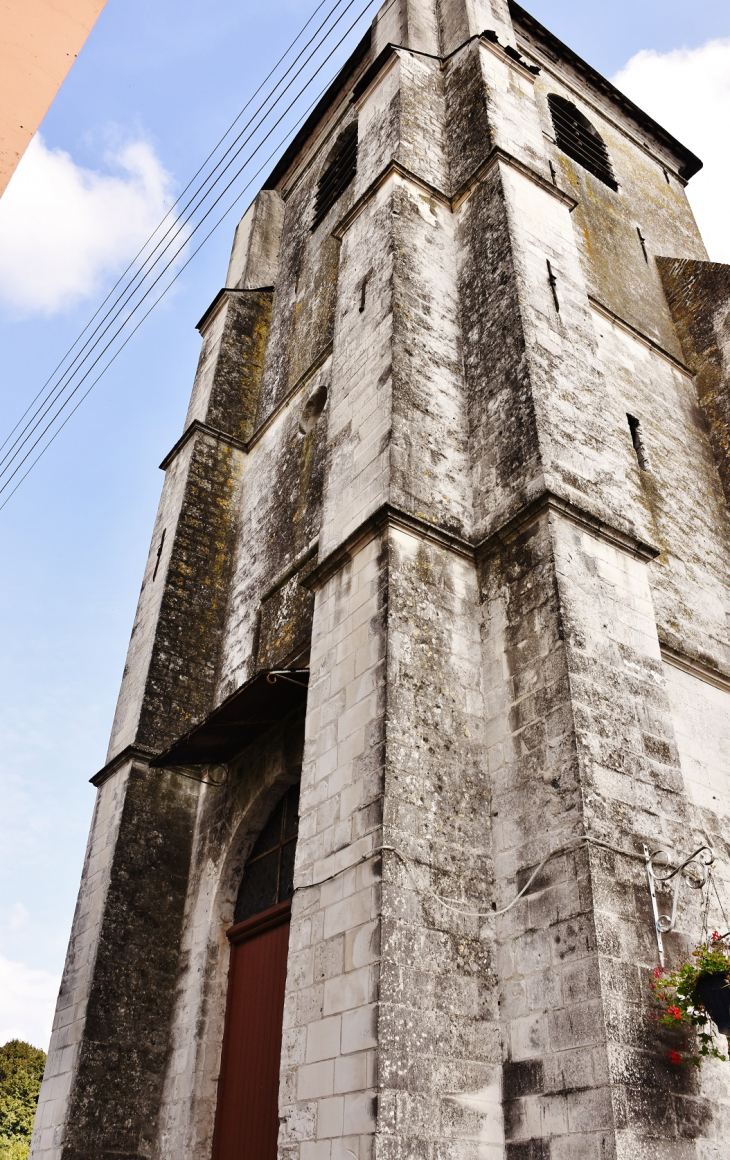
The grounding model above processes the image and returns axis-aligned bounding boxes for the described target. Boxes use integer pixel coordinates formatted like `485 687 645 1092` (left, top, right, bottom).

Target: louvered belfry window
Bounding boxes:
548 94 618 191
312 123 358 229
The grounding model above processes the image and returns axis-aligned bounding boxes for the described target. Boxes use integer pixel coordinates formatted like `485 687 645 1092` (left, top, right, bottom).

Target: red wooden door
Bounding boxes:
212 902 291 1159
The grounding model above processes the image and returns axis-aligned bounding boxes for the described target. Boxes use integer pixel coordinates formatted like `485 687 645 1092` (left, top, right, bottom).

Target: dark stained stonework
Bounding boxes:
657 257 730 507
32 2 730 1159
60 764 198 1160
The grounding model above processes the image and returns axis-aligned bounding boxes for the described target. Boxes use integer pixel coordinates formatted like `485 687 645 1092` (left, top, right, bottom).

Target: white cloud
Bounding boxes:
0 134 177 315
613 39 730 264
0 953 60 1050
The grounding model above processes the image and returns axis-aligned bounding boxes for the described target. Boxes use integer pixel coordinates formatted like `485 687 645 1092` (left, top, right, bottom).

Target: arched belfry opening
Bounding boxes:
212 779 301 1160
311 122 358 229
548 93 617 190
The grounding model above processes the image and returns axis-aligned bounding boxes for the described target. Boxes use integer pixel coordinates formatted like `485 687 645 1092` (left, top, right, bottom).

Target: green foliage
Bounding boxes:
0 1140 33 1160
0 1040 46 1160
651 932 730 1067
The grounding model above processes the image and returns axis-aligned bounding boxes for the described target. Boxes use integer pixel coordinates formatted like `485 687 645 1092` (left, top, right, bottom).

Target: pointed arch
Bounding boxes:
548 93 617 190
211 778 301 1160
312 122 358 229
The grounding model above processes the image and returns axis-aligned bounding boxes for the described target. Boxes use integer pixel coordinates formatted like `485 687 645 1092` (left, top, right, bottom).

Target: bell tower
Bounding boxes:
32 2 730 1157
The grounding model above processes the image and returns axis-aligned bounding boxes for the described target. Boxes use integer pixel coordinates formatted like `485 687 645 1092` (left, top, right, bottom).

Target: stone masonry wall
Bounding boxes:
278 521 501 1160
31 758 200 1160
657 258 730 509
30 764 130 1159
481 504 730 1158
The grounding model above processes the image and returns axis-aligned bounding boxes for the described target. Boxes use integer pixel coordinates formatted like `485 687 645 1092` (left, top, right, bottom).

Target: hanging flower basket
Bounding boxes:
651 932 730 1067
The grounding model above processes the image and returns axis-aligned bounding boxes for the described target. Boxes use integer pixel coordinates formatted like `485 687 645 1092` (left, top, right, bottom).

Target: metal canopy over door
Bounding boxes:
212 782 300 1159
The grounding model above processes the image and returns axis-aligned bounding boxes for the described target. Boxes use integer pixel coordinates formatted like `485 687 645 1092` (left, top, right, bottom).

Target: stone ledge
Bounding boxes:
476 489 661 563
332 146 576 240
90 744 158 788
260 538 320 604
302 504 475 591
589 296 692 375
160 345 334 471
659 641 730 694
304 492 661 592
195 285 274 335
352 29 539 110
452 146 577 212
247 342 333 453
158 419 248 471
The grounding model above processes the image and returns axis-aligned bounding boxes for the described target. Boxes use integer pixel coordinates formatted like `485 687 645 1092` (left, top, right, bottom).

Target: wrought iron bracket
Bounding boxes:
266 670 309 687
165 763 229 788
644 843 714 966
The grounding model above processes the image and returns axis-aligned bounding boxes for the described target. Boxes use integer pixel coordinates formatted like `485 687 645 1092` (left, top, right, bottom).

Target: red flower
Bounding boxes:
668 1050 683 1065
653 967 666 978
668 1006 682 1020
712 931 721 942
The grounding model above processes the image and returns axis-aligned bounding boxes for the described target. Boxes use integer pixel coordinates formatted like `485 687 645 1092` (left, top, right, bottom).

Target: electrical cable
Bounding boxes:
0 0 365 477
0 0 392 508
0 0 352 463
292 833 651 919
0 103 319 509
0 0 393 511
0 0 379 492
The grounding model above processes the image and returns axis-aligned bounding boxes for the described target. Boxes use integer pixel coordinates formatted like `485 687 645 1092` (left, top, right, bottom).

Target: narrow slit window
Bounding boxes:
312 124 358 230
152 528 166 581
627 414 650 471
548 94 617 190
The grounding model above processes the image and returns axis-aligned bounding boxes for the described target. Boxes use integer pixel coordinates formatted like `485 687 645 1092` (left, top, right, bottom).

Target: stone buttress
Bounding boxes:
32 1 730 1158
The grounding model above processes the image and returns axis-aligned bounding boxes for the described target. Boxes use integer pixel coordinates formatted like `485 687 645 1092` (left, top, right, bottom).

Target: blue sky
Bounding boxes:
0 0 729 1048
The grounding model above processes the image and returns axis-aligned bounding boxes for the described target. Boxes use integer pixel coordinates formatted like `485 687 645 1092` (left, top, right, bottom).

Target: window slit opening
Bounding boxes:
627 414 650 471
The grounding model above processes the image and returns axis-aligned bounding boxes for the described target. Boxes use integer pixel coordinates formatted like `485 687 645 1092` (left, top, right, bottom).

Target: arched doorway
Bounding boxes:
212 780 300 1159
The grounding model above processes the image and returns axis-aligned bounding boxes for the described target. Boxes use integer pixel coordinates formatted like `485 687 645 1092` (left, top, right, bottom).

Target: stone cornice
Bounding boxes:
261 538 320 603
303 491 659 591
659 642 730 694
159 345 334 472
509 1 701 182
476 489 660 563
159 419 248 471
589 297 692 376
352 31 539 109
452 145 577 212
302 504 474 591
195 285 274 334
90 744 158 788
246 343 333 452
333 147 575 240
477 30 540 82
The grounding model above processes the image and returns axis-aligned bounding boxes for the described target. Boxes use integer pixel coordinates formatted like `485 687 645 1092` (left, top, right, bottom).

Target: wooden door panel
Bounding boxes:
212 903 291 1159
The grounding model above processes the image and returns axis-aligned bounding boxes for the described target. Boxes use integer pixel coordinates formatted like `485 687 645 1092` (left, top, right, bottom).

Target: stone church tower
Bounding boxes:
31 1 730 1156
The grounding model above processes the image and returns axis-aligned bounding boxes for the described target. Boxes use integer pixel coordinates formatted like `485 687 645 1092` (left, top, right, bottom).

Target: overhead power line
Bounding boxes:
0 0 344 467
0 0 375 494
0 0 390 512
